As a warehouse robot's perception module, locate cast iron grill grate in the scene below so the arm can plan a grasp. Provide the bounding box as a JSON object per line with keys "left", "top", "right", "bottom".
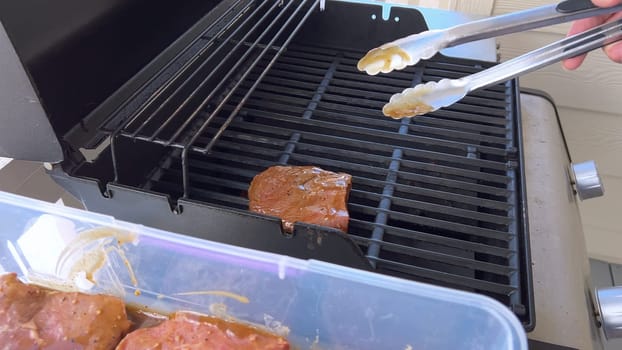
{"left": 99, "top": 0, "right": 528, "bottom": 324}
{"left": 144, "top": 44, "right": 521, "bottom": 304}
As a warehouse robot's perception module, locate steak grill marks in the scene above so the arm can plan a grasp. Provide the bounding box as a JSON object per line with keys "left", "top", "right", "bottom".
{"left": 100, "top": 0, "right": 527, "bottom": 322}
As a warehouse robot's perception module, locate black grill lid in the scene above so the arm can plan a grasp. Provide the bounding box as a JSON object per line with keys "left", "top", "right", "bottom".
{"left": 0, "top": 0, "right": 228, "bottom": 162}
{"left": 0, "top": 23, "right": 62, "bottom": 162}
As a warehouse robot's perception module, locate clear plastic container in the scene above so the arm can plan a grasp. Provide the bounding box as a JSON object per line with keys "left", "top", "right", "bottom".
{"left": 0, "top": 190, "right": 527, "bottom": 349}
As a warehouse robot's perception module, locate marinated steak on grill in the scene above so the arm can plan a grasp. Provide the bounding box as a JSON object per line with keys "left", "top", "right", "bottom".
{"left": 248, "top": 166, "right": 352, "bottom": 233}
{"left": 0, "top": 273, "right": 131, "bottom": 350}
{"left": 116, "top": 311, "right": 290, "bottom": 350}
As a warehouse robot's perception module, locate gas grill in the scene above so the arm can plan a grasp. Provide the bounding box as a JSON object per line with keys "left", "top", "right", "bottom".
{"left": 0, "top": 0, "right": 533, "bottom": 331}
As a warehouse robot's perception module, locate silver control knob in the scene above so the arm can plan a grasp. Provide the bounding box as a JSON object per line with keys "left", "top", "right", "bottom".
{"left": 570, "top": 161, "right": 604, "bottom": 200}
{"left": 596, "top": 287, "right": 622, "bottom": 339}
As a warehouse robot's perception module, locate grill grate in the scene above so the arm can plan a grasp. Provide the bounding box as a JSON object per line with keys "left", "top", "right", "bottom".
{"left": 99, "top": 0, "right": 529, "bottom": 324}
{"left": 101, "top": 0, "right": 318, "bottom": 197}
{"left": 144, "top": 43, "right": 521, "bottom": 304}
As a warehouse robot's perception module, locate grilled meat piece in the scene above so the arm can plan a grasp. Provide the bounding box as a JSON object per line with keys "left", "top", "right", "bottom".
{"left": 0, "top": 273, "right": 131, "bottom": 350}
{"left": 116, "top": 311, "right": 289, "bottom": 350}
{"left": 248, "top": 166, "right": 352, "bottom": 232}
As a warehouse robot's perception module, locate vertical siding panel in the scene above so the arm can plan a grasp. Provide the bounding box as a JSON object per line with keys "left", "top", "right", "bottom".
{"left": 449, "top": 0, "right": 495, "bottom": 16}
{"left": 591, "top": 259, "right": 615, "bottom": 288}
{"left": 609, "top": 264, "right": 622, "bottom": 286}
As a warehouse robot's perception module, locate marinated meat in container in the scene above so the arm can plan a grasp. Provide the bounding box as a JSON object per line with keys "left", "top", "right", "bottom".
{"left": 0, "top": 191, "right": 528, "bottom": 349}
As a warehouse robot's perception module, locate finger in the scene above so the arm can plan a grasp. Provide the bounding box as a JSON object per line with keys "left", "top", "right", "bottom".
{"left": 601, "top": 11, "right": 622, "bottom": 63}
{"left": 591, "top": 0, "right": 622, "bottom": 7}
{"left": 567, "top": 16, "right": 609, "bottom": 36}
{"left": 562, "top": 16, "right": 608, "bottom": 70}
{"left": 603, "top": 41, "right": 622, "bottom": 63}
{"left": 563, "top": 54, "right": 588, "bottom": 70}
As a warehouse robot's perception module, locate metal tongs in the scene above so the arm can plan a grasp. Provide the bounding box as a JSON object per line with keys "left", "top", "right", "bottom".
{"left": 357, "top": 0, "right": 622, "bottom": 118}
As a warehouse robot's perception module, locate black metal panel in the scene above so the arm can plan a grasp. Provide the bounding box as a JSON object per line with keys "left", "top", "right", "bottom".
{"left": 0, "top": 0, "right": 224, "bottom": 139}
{"left": 49, "top": 167, "right": 372, "bottom": 271}
{"left": 0, "top": 23, "right": 62, "bottom": 162}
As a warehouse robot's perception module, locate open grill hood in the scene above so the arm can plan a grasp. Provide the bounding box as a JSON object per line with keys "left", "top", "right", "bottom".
{"left": 0, "top": 0, "right": 534, "bottom": 329}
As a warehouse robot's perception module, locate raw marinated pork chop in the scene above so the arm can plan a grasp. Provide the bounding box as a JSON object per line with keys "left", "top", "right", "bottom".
{"left": 116, "top": 311, "right": 290, "bottom": 350}
{"left": 248, "top": 166, "right": 352, "bottom": 232}
{"left": 0, "top": 273, "right": 131, "bottom": 350}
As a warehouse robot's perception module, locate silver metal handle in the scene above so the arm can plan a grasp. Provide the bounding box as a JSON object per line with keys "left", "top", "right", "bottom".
{"left": 571, "top": 161, "right": 605, "bottom": 200}
{"left": 445, "top": 0, "right": 622, "bottom": 48}
{"left": 596, "top": 286, "right": 622, "bottom": 339}
{"left": 463, "top": 19, "right": 622, "bottom": 91}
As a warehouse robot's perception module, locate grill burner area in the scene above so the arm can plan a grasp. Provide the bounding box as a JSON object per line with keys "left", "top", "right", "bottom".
{"left": 56, "top": 0, "right": 531, "bottom": 328}
{"left": 144, "top": 43, "right": 522, "bottom": 299}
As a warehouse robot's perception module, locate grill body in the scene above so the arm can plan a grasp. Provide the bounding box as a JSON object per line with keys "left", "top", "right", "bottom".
{"left": 4, "top": 0, "right": 534, "bottom": 329}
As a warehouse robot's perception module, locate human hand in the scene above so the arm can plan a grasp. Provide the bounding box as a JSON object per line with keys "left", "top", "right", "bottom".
{"left": 563, "top": 0, "right": 622, "bottom": 70}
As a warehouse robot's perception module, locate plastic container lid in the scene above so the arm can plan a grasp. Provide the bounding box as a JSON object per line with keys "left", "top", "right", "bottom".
{"left": 0, "top": 190, "right": 527, "bottom": 349}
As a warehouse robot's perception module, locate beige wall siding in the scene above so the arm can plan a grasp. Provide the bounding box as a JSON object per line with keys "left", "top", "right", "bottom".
{"left": 383, "top": 0, "right": 495, "bottom": 15}
{"left": 496, "top": 30, "right": 622, "bottom": 114}
{"left": 450, "top": 0, "right": 495, "bottom": 16}
{"left": 492, "top": 0, "right": 570, "bottom": 34}
{"left": 581, "top": 176, "right": 622, "bottom": 264}
{"left": 560, "top": 107, "right": 622, "bottom": 176}
{"left": 550, "top": 107, "right": 622, "bottom": 264}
